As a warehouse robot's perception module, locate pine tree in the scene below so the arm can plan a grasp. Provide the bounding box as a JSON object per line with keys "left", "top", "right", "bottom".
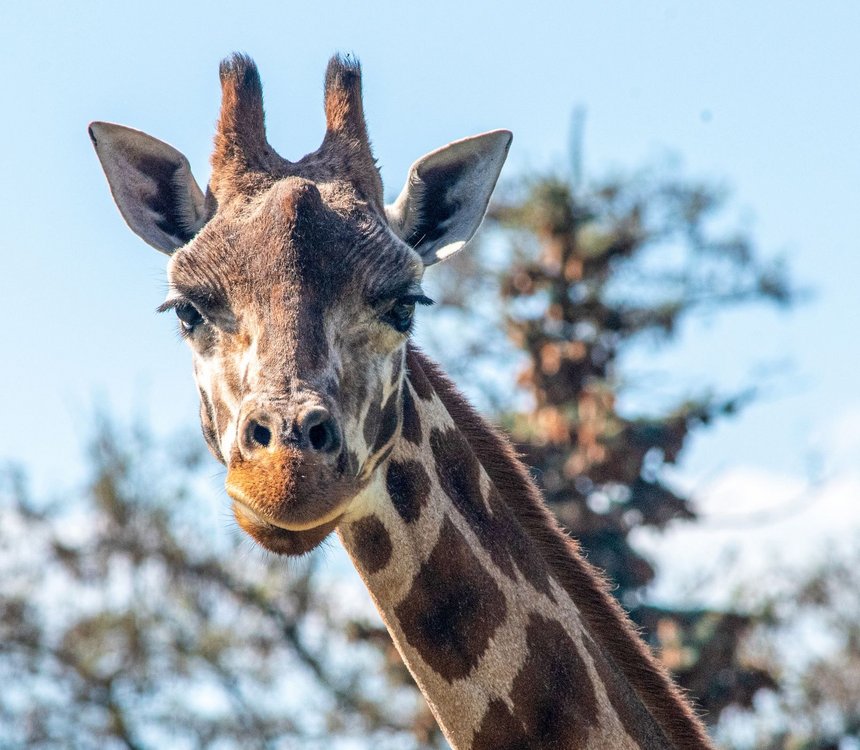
{"left": 426, "top": 165, "right": 793, "bottom": 722}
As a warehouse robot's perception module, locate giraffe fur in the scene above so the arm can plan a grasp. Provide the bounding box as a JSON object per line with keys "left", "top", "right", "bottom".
{"left": 89, "top": 52, "right": 715, "bottom": 750}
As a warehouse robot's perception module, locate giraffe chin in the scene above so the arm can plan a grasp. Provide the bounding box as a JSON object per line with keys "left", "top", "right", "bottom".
{"left": 231, "top": 499, "right": 342, "bottom": 556}
{"left": 224, "top": 450, "right": 357, "bottom": 555}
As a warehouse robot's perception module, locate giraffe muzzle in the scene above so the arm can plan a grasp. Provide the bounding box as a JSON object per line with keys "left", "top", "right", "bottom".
{"left": 223, "top": 398, "right": 358, "bottom": 548}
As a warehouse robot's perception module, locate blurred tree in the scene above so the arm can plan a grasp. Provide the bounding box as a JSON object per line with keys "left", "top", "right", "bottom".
{"left": 0, "top": 155, "right": 814, "bottom": 749}
{"left": 718, "top": 544, "right": 860, "bottom": 750}
{"left": 493, "top": 171, "right": 791, "bottom": 721}
{"left": 418, "top": 163, "right": 794, "bottom": 725}
{"left": 0, "top": 419, "right": 439, "bottom": 750}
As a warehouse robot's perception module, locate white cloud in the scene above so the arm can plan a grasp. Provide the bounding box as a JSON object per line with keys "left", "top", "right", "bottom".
{"left": 816, "top": 403, "right": 860, "bottom": 472}
{"left": 634, "top": 408, "right": 860, "bottom": 608}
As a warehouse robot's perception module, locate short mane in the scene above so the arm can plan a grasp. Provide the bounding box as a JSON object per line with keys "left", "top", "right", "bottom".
{"left": 408, "top": 345, "right": 713, "bottom": 750}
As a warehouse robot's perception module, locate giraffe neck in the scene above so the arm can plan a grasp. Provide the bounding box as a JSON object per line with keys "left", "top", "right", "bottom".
{"left": 338, "top": 348, "right": 713, "bottom": 750}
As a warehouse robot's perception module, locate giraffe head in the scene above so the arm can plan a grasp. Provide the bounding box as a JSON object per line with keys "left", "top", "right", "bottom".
{"left": 90, "top": 54, "right": 510, "bottom": 555}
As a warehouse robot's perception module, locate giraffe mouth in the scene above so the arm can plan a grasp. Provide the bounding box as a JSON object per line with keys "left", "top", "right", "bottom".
{"left": 224, "top": 448, "right": 360, "bottom": 555}
{"left": 231, "top": 498, "right": 344, "bottom": 556}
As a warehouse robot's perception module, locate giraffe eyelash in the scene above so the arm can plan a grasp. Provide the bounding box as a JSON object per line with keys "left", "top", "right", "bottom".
{"left": 156, "top": 299, "right": 181, "bottom": 314}
{"left": 398, "top": 294, "right": 435, "bottom": 307}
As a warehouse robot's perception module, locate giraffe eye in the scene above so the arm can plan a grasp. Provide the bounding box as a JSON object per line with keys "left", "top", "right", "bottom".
{"left": 175, "top": 302, "right": 204, "bottom": 333}
{"left": 381, "top": 294, "right": 434, "bottom": 334}
{"left": 383, "top": 300, "right": 416, "bottom": 333}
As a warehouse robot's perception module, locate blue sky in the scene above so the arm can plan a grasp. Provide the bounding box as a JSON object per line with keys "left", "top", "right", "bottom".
{"left": 1, "top": 0, "right": 858, "bottom": 527}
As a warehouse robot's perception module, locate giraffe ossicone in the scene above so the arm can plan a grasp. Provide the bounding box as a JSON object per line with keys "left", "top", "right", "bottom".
{"left": 90, "top": 53, "right": 715, "bottom": 749}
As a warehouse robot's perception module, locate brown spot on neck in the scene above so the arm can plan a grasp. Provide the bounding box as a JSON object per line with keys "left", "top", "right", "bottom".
{"left": 513, "top": 613, "right": 599, "bottom": 745}
{"left": 386, "top": 459, "right": 431, "bottom": 524}
{"left": 400, "top": 383, "right": 422, "bottom": 445}
{"left": 471, "top": 699, "right": 530, "bottom": 750}
{"left": 472, "top": 613, "right": 599, "bottom": 749}
{"left": 350, "top": 515, "right": 393, "bottom": 575}
{"left": 429, "top": 425, "right": 555, "bottom": 599}
{"left": 362, "top": 382, "right": 384, "bottom": 448}
{"left": 406, "top": 347, "right": 435, "bottom": 401}
{"left": 371, "top": 387, "right": 399, "bottom": 454}
{"left": 394, "top": 517, "right": 506, "bottom": 683}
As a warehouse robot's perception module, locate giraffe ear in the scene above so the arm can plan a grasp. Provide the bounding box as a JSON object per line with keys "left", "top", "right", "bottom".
{"left": 386, "top": 130, "right": 512, "bottom": 266}
{"left": 88, "top": 122, "right": 210, "bottom": 255}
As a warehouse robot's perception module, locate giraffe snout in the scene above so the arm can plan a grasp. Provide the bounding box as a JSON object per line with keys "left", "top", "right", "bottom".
{"left": 224, "top": 397, "right": 356, "bottom": 540}
{"left": 237, "top": 401, "right": 342, "bottom": 462}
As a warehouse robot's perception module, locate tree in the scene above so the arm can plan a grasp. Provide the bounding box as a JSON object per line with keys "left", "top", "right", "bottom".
{"left": 0, "top": 419, "right": 437, "bottom": 750}
{"left": 1, "top": 153, "right": 804, "bottom": 748}
{"left": 419, "top": 162, "right": 793, "bottom": 724}
{"left": 720, "top": 543, "right": 860, "bottom": 749}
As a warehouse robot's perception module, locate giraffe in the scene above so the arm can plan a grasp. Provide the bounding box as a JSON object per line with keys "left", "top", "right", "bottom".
{"left": 89, "top": 54, "right": 715, "bottom": 749}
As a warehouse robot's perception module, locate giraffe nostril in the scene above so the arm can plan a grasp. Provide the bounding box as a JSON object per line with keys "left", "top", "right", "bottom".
{"left": 241, "top": 406, "right": 340, "bottom": 458}
{"left": 251, "top": 422, "right": 272, "bottom": 448}
{"left": 308, "top": 422, "right": 330, "bottom": 451}
{"left": 300, "top": 407, "right": 340, "bottom": 454}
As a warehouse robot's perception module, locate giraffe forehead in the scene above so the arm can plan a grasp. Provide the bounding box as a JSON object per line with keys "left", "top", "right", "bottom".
{"left": 168, "top": 178, "right": 421, "bottom": 317}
